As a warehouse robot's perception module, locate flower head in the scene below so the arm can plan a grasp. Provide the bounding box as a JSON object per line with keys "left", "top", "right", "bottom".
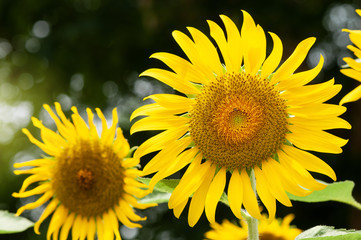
{"left": 340, "top": 9, "right": 361, "bottom": 105}
{"left": 13, "top": 102, "right": 155, "bottom": 240}
{"left": 205, "top": 214, "right": 301, "bottom": 240}
{"left": 131, "top": 10, "right": 350, "bottom": 226}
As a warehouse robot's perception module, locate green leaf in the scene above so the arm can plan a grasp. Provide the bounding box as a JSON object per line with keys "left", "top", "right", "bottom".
{"left": 296, "top": 226, "right": 361, "bottom": 240}
{"left": 137, "top": 179, "right": 361, "bottom": 212}
{"left": 0, "top": 210, "right": 34, "bottom": 234}
{"left": 137, "top": 178, "right": 179, "bottom": 204}
{"left": 138, "top": 191, "right": 171, "bottom": 204}
{"left": 288, "top": 180, "right": 361, "bottom": 210}
{"left": 138, "top": 177, "right": 180, "bottom": 194}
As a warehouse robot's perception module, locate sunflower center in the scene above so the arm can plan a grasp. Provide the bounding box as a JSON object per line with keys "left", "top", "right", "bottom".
{"left": 77, "top": 169, "right": 94, "bottom": 190}
{"left": 52, "top": 140, "right": 125, "bottom": 217}
{"left": 229, "top": 109, "right": 247, "bottom": 127}
{"left": 260, "top": 233, "right": 287, "bottom": 240}
{"left": 189, "top": 72, "right": 288, "bottom": 170}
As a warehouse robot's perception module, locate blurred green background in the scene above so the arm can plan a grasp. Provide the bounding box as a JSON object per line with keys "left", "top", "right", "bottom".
{"left": 1, "top": 0, "right": 361, "bottom": 239}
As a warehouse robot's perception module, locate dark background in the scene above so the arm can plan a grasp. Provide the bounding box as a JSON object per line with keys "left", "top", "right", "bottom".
{"left": 1, "top": 0, "right": 361, "bottom": 239}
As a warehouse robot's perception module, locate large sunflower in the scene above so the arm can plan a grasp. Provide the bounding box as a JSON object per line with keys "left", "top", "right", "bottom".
{"left": 131, "top": 10, "right": 350, "bottom": 226}
{"left": 13, "top": 102, "right": 155, "bottom": 240}
{"left": 204, "top": 214, "right": 301, "bottom": 240}
{"left": 339, "top": 9, "right": 361, "bottom": 105}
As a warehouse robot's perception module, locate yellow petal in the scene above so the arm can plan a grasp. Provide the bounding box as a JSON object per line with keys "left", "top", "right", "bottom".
{"left": 31, "top": 117, "right": 67, "bottom": 149}
{"left": 254, "top": 167, "right": 276, "bottom": 221}
{"left": 118, "top": 200, "right": 146, "bottom": 222}
{"left": 123, "top": 193, "right": 157, "bottom": 209}
{"left": 34, "top": 198, "right": 59, "bottom": 234}
{"left": 272, "top": 37, "right": 316, "bottom": 83}
{"left": 220, "top": 14, "right": 243, "bottom": 73}
{"left": 227, "top": 169, "right": 243, "bottom": 219}
{"left": 145, "top": 93, "right": 195, "bottom": 109}
{"left": 288, "top": 116, "right": 351, "bottom": 131}
{"left": 341, "top": 68, "right": 361, "bottom": 82}
{"left": 79, "top": 216, "right": 89, "bottom": 240}
{"left": 262, "top": 161, "right": 292, "bottom": 207}
{"left": 172, "top": 30, "right": 214, "bottom": 83}
{"left": 150, "top": 52, "right": 208, "bottom": 84}
{"left": 122, "top": 157, "right": 140, "bottom": 169}
{"left": 277, "top": 150, "right": 327, "bottom": 191}
{"left": 101, "top": 212, "right": 114, "bottom": 240}
{"left": 187, "top": 27, "right": 223, "bottom": 77}
{"left": 287, "top": 125, "right": 347, "bottom": 153}
{"left": 53, "top": 102, "right": 74, "bottom": 129}
{"left": 71, "top": 107, "right": 90, "bottom": 139}
{"left": 208, "top": 20, "right": 233, "bottom": 72}
{"left": 95, "top": 216, "right": 105, "bottom": 240}
{"left": 344, "top": 57, "right": 361, "bottom": 71}
{"left": 134, "top": 125, "right": 188, "bottom": 158}
{"left": 241, "top": 10, "right": 266, "bottom": 75}
{"left": 114, "top": 203, "right": 142, "bottom": 228}
{"left": 71, "top": 214, "right": 82, "bottom": 240}
{"left": 13, "top": 166, "right": 50, "bottom": 176}
{"left": 13, "top": 158, "right": 52, "bottom": 168}
{"left": 173, "top": 198, "right": 188, "bottom": 219}
{"left": 130, "top": 103, "right": 187, "bottom": 121}
{"left": 86, "top": 217, "right": 96, "bottom": 240}
{"left": 340, "top": 84, "right": 361, "bottom": 105}
{"left": 22, "top": 128, "right": 58, "bottom": 156}
{"left": 101, "top": 108, "right": 118, "bottom": 146}
{"left": 86, "top": 108, "right": 99, "bottom": 139}
{"left": 148, "top": 148, "right": 197, "bottom": 190}
{"left": 47, "top": 204, "right": 68, "bottom": 240}
{"left": 356, "top": 9, "right": 361, "bottom": 17}
{"left": 142, "top": 136, "right": 192, "bottom": 177}
{"left": 270, "top": 159, "right": 311, "bottom": 197}
{"left": 283, "top": 78, "right": 341, "bottom": 105}
{"left": 44, "top": 103, "right": 76, "bottom": 142}
{"left": 188, "top": 164, "right": 216, "bottom": 227}
{"left": 283, "top": 145, "right": 336, "bottom": 181}
{"left": 17, "top": 172, "right": 49, "bottom": 193}
{"left": 261, "top": 32, "right": 283, "bottom": 79}
{"left": 16, "top": 191, "right": 53, "bottom": 216}
{"left": 288, "top": 103, "right": 346, "bottom": 119}
{"left": 348, "top": 30, "right": 361, "bottom": 49}
{"left": 94, "top": 108, "right": 108, "bottom": 141}
{"left": 347, "top": 45, "right": 361, "bottom": 59}
{"left": 141, "top": 68, "right": 200, "bottom": 95}
{"left": 113, "top": 128, "right": 130, "bottom": 159}
{"left": 106, "top": 210, "right": 121, "bottom": 240}
{"left": 240, "top": 169, "right": 262, "bottom": 219}
{"left": 205, "top": 167, "right": 226, "bottom": 223}
{"left": 60, "top": 212, "right": 75, "bottom": 240}
{"left": 275, "top": 55, "right": 324, "bottom": 89}
{"left": 281, "top": 213, "right": 295, "bottom": 227}
{"left": 168, "top": 155, "right": 210, "bottom": 208}
{"left": 130, "top": 116, "right": 189, "bottom": 134}
{"left": 13, "top": 183, "right": 51, "bottom": 198}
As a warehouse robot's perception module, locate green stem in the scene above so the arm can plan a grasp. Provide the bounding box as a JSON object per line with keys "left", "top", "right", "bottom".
{"left": 246, "top": 169, "right": 259, "bottom": 240}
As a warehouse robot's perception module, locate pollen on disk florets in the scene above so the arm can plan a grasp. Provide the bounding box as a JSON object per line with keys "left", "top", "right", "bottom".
{"left": 189, "top": 72, "right": 288, "bottom": 170}
{"left": 52, "top": 139, "right": 125, "bottom": 217}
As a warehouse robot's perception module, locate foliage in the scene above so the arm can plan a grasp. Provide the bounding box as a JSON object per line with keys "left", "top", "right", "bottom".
{"left": 0, "top": 210, "right": 33, "bottom": 234}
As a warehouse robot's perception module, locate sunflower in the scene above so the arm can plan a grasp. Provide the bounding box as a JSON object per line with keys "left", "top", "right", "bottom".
{"left": 131, "top": 10, "right": 350, "bottom": 226}
{"left": 204, "top": 214, "right": 301, "bottom": 240}
{"left": 339, "top": 9, "right": 361, "bottom": 105}
{"left": 13, "top": 102, "right": 156, "bottom": 240}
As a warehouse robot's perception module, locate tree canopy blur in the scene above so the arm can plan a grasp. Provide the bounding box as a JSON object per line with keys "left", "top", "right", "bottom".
{"left": 1, "top": 0, "right": 361, "bottom": 239}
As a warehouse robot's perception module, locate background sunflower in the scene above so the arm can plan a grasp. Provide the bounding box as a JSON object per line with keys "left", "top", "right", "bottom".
{"left": 0, "top": 0, "right": 361, "bottom": 239}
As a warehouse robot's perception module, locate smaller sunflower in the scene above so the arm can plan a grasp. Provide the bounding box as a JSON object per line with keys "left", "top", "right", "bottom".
{"left": 13, "top": 102, "right": 155, "bottom": 240}
{"left": 340, "top": 9, "right": 361, "bottom": 105}
{"left": 204, "top": 214, "right": 301, "bottom": 240}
